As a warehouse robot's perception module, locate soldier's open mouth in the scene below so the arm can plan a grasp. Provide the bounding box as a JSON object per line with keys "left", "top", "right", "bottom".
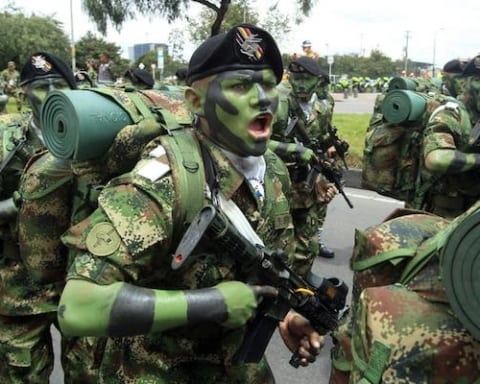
{"left": 249, "top": 114, "right": 272, "bottom": 139}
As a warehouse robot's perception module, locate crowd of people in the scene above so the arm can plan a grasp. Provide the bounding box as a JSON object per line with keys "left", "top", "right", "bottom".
{"left": 0, "top": 22, "right": 478, "bottom": 384}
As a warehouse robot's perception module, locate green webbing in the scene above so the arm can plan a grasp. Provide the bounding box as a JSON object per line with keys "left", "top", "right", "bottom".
{"left": 125, "top": 91, "right": 156, "bottom": 121}
{"left": 351, "top": 248, "right": 417, "bottom": 271}
{"left": 352, "top": 339, "right": 391, "bottom": 384}
{"left": 160, "top": 129, "right": 206, "bottom": 231}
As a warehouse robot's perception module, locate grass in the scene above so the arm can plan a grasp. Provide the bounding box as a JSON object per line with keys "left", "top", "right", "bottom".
{"left": 333, "top": 113, "right": 370, "bottom": 169}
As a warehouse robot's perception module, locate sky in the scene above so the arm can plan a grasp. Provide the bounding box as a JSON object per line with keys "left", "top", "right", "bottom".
{"left": 4, "top": 0, "right": 480, "bottom": 70}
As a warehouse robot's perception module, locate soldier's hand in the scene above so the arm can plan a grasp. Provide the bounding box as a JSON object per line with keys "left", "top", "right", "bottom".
{"left": 215, "top": 281, "right": 277, "bottom": 328}
{"left": 315, "top": 176, "right": 338, "bottom": 203}
{"left": 297, "top": 147, "right": 317, "bottom": 164}
{"left": 279, "top": 310, "right": 324, "bottom": 367}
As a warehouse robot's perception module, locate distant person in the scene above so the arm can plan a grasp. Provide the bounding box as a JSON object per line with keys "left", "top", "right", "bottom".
{"left": 301, "top": 40, "right": 319, "bottom": 59}
{"left": 97, "top": 53, "right": 115, "bottom": 84}
{"left": 85, "top": 59, "right": 98, "bottom": 86}
{"left": 0, "top": 61, "right": 21, "bottom": 111}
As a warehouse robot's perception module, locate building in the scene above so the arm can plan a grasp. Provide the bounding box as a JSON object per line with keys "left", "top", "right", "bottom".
{"left": 131, "top": 43, "right": 168, "bottom": 61}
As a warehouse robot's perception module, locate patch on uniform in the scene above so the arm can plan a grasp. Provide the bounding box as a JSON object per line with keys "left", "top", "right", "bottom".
{"left": 274, "top": 213, "right": 292, "bottom": 229}
{"left": 136, "top": 158, "right": 170, "bottom": 182}
{"left": 86, "top": 222, "right": 121, "bottom": 256}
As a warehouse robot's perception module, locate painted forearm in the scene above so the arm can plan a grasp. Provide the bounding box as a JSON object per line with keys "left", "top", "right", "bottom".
{"left": 425, "top": 149, "right": 480, "bottom": 173}
{"left": 59, "top": 279, "right": 233, "bottom": 337}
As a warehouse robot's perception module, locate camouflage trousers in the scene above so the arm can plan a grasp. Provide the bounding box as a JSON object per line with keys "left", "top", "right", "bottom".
{"left": 0, "top": 313, "right": 56, "bottom": 384}
{"left": 95, "top": 336, "right": 275, "bottom": 384}
{"left": 290, "top": 206, "right": 319, "bottom": 276}
{"left": 61, "top": 336, "right": 107, "bottom": 383}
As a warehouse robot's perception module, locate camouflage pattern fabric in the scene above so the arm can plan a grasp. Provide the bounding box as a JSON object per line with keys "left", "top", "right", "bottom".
{"left": 271, "top": 91, "right": 337, "bottom": 275}
{"left": 348, "top": 284, "right": 480, "bottom": 384}
{"left": 0, "top": 113, "right": 59, "bottom": 382}
{"left": 421, "top": 98, "right": 480, "bottom": 217}
{"left": 362, "top": 94, "right": 473, "bottom": 210}
{"left": 62, "top": 130, "right": 294, "bottom": 383}
{"left": 330, "top": 207, "right": 480, "bottom": 384}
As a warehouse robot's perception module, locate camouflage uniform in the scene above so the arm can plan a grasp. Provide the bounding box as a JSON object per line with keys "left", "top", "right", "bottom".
{"left": 330, "top": 207, "right": 480, "bottom": 383}
{"left": 1, "top": 64, "right": 21, "bottom": 111}
{"left": 17, "top": 87, "right": 192, "bottom": 382}
{"left": 0, "top": 113, "right": 59, "bottom": 383}
{"left": 421, "top": 98, "right": 480, "bottom": 218}
{"left": 61, "top": 129, "right": 294, "bottom": 383}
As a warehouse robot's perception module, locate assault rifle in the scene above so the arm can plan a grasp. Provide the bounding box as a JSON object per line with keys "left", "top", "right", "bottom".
{"left": 284, "top": 116, "right": 354, "bottom": 208}
{"left": 327, "top": 124, "right": 350, "bottom": 170}
{"left": 172, "top": 205, "right": 349, "bottom": 367}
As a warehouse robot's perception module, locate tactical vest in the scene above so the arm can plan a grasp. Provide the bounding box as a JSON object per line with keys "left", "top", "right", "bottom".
{"left": 330, "top": 204, "right": 480, "bottom": 383}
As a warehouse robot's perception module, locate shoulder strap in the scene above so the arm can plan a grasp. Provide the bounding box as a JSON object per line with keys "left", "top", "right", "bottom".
{"left": 160, "top": 129, "right": 206, "bottom": 232}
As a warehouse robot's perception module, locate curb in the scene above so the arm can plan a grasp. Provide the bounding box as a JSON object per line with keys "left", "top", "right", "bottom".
{"left": 344, "top": 168, "right": 362, "bottom": 189}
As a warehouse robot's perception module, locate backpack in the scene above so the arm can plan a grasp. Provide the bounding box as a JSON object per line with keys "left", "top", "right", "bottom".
{"left": 330, "top": 203, "right": 480, "bottom": 384}
{"left": 361, "top": 90, "right": 456, "bottom": 206}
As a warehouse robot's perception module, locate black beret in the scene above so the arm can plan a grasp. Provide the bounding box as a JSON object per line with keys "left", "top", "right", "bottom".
{"left": 461, "top": 55, "right": 480, "bottom": 76}
{"left": 187, "top": 23, "right": 283, "bottom": 85}
{"left": 75, "top": 70, "right": 94, "bottom": 87}
{"left": 124, "top": 68, "right": 155, "bottom": 89}
{"left": 443, "top": 59, "right": 464, "bottom": 74}
{"left": 20, "top": 52, "right": 77, "bottom": 89}
{"left": 288, "top": 56, "right": 323, "bottom": 77}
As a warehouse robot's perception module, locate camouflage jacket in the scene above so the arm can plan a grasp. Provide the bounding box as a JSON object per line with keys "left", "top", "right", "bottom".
{"left": 0, "top": 113, "right": 62, "bottom": 315}
{"left": 421, "top": 99, "right": 480, "bottom": 215}
{"left": 62, "top": 130, "right": 295, "bottom": 381}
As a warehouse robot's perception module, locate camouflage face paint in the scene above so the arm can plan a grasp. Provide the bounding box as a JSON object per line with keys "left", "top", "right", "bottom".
{"left": 289, "top": 72, "right": 320, "bottom": 101}
{"left": 25, "top": 78, "right": 71, "bottom": 125}
{"left": 201, "top": 69, "right": 278, "bottom": 157}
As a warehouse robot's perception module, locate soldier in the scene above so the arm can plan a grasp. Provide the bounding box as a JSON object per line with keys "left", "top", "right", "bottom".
{"left": 301, "top": 40, "right": 319, "bottom": 59}
{"left": 420, "top": 55, "right": 480, "bottom": 218}
{"left": 57, "top": 23, "right": 323, "bottom": 383}
{"left": 0, "top": 61, "right": 21, "bottom": 111}
{"left": 0, "top": 52, "right": 77, "bottom": 384}
{"left": 97, "top": 53, "right": 115, "bottom": 84}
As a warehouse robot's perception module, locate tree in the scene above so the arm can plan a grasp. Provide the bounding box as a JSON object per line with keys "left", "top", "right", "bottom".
{"left": 0, "top": 10, "right": 70, "bottom": 70}
{"left": 75, "top": 31, "right": 130, "bottom": 78}
{"left": 82, "top": 0, "right": 317, "bottom": 37}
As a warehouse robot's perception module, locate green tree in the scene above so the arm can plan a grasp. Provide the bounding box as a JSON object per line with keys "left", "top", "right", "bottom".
{"left": 0, "top": 10, "right": 70, "bottom": 70}
{"left": 82, "top": 0, "right": 316, "bottom": 37}
{"left": 75, "top": 31, "right": 130, "bottom": 78}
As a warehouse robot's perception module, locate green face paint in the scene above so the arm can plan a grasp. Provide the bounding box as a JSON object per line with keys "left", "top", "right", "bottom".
{"left": 201, "top": 69, "right": 279, "bottom": 157}
{"left": 289, "top": 72, "right": 320, "bottom": 101}
{"left": 25, "top": 78, "right": 71, "bottom": 125}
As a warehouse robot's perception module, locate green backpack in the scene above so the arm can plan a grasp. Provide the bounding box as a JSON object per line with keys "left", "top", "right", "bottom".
{"left": 361, "top": 90, "right": 456, "bottom": 207}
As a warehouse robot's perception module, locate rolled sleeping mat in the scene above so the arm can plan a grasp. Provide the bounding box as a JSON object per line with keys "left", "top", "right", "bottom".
{"left": 441, "top": 207, "right": 480, "bottom": 339}
{"left": 41, "top": 89, "right": 134, "bottom": 161}
{"left": 388, "top": 76, "right": 418, "bottom": 91}
{"left": 381, "top": 89, "right": 427, "bottom": 124}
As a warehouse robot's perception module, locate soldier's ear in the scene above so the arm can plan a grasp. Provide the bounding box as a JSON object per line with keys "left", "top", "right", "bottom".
{"left": 184, "top": 87, "right": 203, "bottom": 115}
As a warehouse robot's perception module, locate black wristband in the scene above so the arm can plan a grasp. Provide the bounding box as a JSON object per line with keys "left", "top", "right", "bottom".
{"left": 185, "top": 287, "right": 228, "bottom": 324}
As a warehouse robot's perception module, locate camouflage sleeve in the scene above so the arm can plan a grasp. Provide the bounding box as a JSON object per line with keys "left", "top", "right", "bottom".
{"left": 423, "top": 109, "right": 459, "bottom": 155}
{"left": 63, "top": 177, "right": 175, "bottom": 285}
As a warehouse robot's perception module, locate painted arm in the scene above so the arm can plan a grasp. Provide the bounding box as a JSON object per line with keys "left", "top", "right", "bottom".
{"left": 424, "top": 148, "right": 480, "bottom": 174}
{"left": 58, "top": 278, "right": 271, "bottom": 337}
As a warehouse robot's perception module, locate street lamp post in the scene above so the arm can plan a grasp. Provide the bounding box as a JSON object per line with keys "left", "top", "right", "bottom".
{"left": 432, "top": 28, "right": 444, "bottom": 78}
{"left": 70, "top": 0, "right": 76, "bottom": 71}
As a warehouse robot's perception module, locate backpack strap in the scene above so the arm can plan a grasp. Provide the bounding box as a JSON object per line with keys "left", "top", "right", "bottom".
{"left": 159, "top": 129, "right": 207, "bottom": 231}
{"left": 351, "top": 339, "right": 391, "bottom": 384}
